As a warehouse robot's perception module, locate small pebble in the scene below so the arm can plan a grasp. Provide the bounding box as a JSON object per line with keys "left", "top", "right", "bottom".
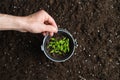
{"left": 94, "top": 55, "right": 96, "bottom": 58}
{"left": 70, "top": 10, "right": 72, "bottom": 12}
{"left": 83, "top": 47, "right": 85, "bottom": 50}
{"left": 13, "top": 6, "right": 17, "bottom": 9}
{"left": 116, "top": 35, "right": 120, "bottom": 38}
{"left": 73, "top": 32, "right": 77, "bottom": 35}
{"left": 82, "top": 38, "right": 84, "bottom": 40}
{"left": 29, "top": 70, "right": 32, "bottom": 73}
{"left": 92, "top": 74, "right": 95, "bottom": 77}
{"left": 66, "top": 70, "right": 69, "bottom": 73}
{"left": 39, "top": 62, "right": 41, "bottom": 64}
{"left": 4, "top": 52, "right": 7, "bottom": 55}
{"left": 80, "top": 7, "right": 83, "bottom": 10}
{"left": 74, "top": 53, "right": 77, "bottom": 55}
{"left": 78, "top": 1, "right": 81, "bottom": 4}
{"left": 26, "top": 9, "right": 29, "bottom": 11}
{"left": 93, "top": 66, "right": 96, "bottom": 69}
{"left": 47, "top": 64, "right": 50, "bottom": 67}
{"left": 111, "top": 5, "right": 114, "bottom": 9}
{"left": 88, "top": 54, "right": 91, "bottom": 57}
{"left": 47, "top": 5, "right": 50, "bottom": 8}
{"left": 4, "top": 64, "right": 7, "bottom": 67}
{"left": 58, "top": 25, "right": 60, "bottom": 27}
{"left": 109, "top": 39, "right": 112, "bottom": 43}
{"left": 71, "top": 4, "right": 74, "bottom": 6}
{"left": 116, "top": 62, "right": 119, "bottom": 65}
{"left": 78, "top": 71, "right": 80, "bottom": 73}
{"left": 29, "top": 40, "right": 32, "bottom": 43}
{"left": 85, "top": 59, "right": 88, "bottom": 62}
{"left": 10, "top": 56, "right": 12, "bottom": 60}
{"left": 78, "top": 75, "right": 86, "bottom": 80}
{"left": 91, "top": 12, "right": 93, "bottom": 16}
{"left": 46, "top": 76, "right": 48, "bottom": 79}
{"left": 117, "top": 16, "right": 120, "bottom": 19}
{"left": 25, "top": 70, "right": 28, "bottom": 74}
{"left": 112, "top": 65, "right": 115, "bottom": 68}
{"left": 98, "top": 30, "right": 100, "bottom": 32}
{"left": 17, "top": 57, "right": 19, "bottom": 60}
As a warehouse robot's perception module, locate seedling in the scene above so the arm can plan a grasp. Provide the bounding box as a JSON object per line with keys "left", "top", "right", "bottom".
{"left": 47, "top": 37, "right": 70, "bottom": 55}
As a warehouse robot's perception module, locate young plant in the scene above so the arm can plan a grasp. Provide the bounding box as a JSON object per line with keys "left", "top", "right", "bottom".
{"left": 47, "top": 37, "right": 70, "bottom": 55}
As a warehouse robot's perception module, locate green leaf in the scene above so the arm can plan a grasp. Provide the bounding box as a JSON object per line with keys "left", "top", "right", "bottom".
{"left": 51, "top": 38, "right": 55, "bottom": 41}
{"left": 48, "top": 37, "right": 70, "bottom": 55}
{"left": 50, "top": 50, "right": 54, "bottom": 53}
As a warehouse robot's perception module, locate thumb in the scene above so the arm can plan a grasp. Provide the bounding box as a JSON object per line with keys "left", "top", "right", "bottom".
{"left": 43, "top": 24, "right": 58, "bottom": 33}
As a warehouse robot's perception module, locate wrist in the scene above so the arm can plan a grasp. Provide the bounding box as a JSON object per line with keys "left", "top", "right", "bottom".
{"left": 16, "top": 16, "right": 29, "bottom": 32}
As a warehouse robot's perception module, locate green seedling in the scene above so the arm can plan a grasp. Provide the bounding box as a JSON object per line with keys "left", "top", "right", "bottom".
{"left": 47, "top": 37, "right": 70, "bottom": 55}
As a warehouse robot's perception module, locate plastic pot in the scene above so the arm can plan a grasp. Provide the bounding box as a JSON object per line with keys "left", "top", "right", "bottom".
{"left": 41, "top": 28, "right": 77, "bottom": 62}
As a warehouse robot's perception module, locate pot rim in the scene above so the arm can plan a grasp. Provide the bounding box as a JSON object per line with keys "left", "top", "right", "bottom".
{"left": 41, "top": 28, "right": 76, "bottom": 62}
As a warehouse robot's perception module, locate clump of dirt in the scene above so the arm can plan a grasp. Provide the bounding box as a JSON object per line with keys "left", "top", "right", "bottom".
{"left": 0, "top": 0, "right": 120, "bottom": 80}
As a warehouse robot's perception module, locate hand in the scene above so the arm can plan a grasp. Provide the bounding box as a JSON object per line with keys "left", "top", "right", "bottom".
{"left": 0, "top": 10, "right": 58, "bottom": 36}
{"left": 20, "top": 10, "right": 58, "bottom": 36}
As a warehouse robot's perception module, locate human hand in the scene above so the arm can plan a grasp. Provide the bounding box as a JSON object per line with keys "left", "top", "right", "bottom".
{"left": 20, "top": 10, "right": 58, "bottom": 36}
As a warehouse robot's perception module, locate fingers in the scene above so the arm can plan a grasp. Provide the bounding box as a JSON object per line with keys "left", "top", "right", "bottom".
{"left": 42, "top": 24, "right": 57, "bottom": 36}
{"left": 39, "top": 10, "right": 58, "bottom": 36}
{"left": 47, "top": 15, "right": 57, "bottom": 28}
{"left": 42, "top": 32, "right": 47, "bottom": 36}
{"left": 42, "top": 32, "right": 54, "bottom": 36}
{"left": 41, "top": 10, "right": 57, "bottom": 28}
{"left": 43, "top": 24, "right": 58, "bottom": 33}
{"left": 50, "top": 32, "right": 54, "bottom": 36}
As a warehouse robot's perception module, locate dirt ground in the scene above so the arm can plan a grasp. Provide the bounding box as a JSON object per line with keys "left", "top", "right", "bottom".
{"left": 0, "top": 0, "right": 120, "bottom": 80}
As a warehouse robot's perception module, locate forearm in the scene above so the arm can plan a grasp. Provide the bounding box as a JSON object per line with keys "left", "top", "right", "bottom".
{"left": 0, "top": 14, "right": 27, "bottom": 31}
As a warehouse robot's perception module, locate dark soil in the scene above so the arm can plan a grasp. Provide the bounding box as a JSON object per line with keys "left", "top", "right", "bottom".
{"left": 0, "top": 0, "right": 120, "bottom": 80}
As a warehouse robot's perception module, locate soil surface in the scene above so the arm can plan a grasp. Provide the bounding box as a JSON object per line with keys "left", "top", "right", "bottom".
{"left": 0, "top": 0, "right": 120, "bottom": 80}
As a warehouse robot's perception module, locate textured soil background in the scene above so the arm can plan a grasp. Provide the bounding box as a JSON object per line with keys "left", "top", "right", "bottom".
{"left": 0, "top": 0, "right": 120, "bottom": 80}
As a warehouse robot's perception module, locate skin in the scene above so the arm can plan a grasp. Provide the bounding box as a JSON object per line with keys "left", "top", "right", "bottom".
{"left": 0, "top": 10, "right": 58, "bottom": 36}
